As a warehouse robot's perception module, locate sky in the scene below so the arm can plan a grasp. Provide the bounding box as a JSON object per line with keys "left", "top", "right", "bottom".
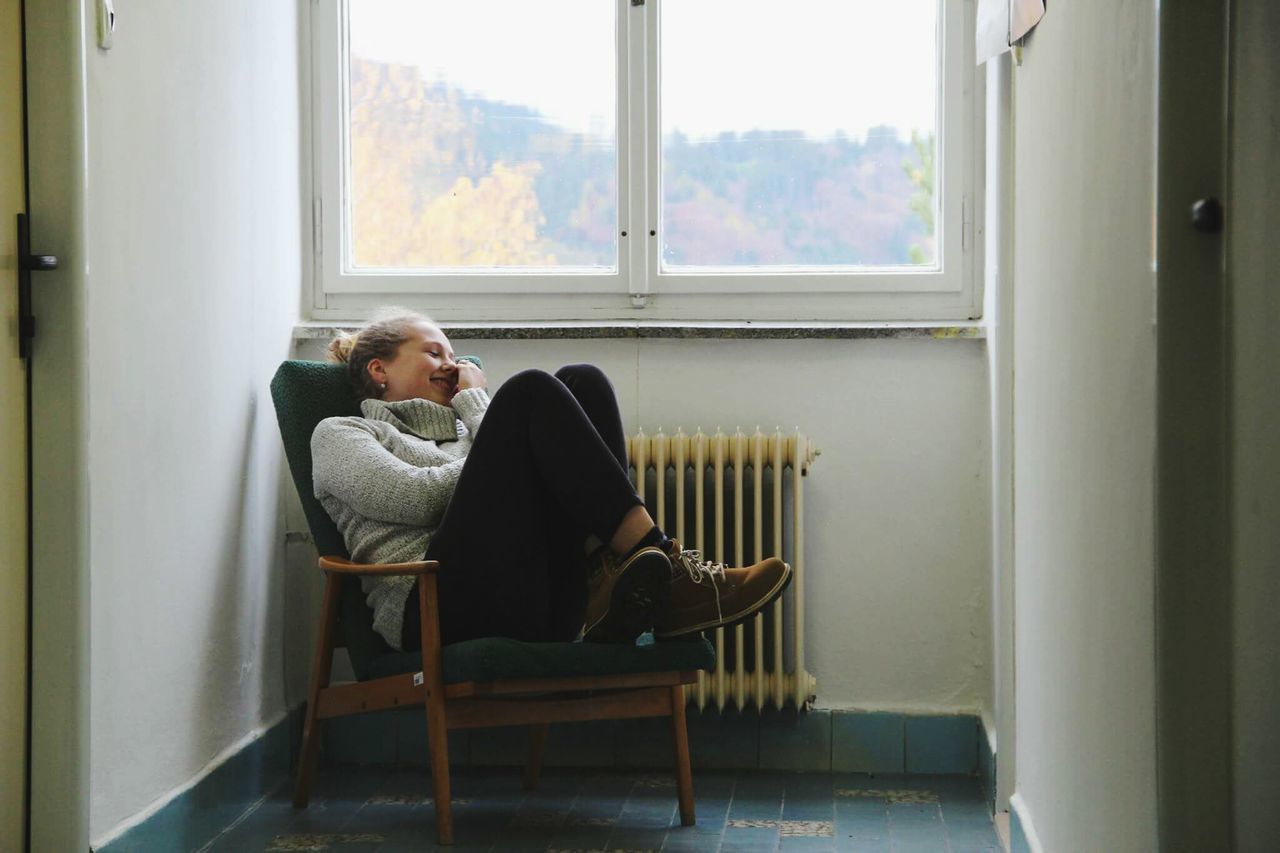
{"left": 348, "top": 0, "right": 938, "bottom": 141}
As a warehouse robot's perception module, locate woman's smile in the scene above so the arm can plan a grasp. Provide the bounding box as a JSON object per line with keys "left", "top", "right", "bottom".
{"left": 373, "top": 319, "right": 464, "bottom": 404}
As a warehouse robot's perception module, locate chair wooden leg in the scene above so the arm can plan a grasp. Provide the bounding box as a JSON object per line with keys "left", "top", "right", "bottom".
{"left": 669, "top": 685, "right": 696, "bottom": 826}
{"left": 420, "top": 574, "right": 454, "bottom": 845}
{"left": 524, "top": 724, "right": 550, "bottom": 791}
{"left": 425, "top": 697, "right": 453, "bottom": 844}
{"left": 294, "top": 573, "right": 341, "bottom": 808}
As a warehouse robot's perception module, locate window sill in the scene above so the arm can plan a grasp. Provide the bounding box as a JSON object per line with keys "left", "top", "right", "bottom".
{"left": 292, "top": 320, "right": 986, "bottom": 342}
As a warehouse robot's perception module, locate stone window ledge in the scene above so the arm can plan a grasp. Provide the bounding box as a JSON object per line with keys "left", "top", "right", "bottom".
{"left": 293, "top": 321, "right": 986, "bottom": 342}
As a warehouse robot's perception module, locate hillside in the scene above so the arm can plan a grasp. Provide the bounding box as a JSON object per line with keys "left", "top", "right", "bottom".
{"left": 348, "top": 57, "right": 934, "bottom": 269}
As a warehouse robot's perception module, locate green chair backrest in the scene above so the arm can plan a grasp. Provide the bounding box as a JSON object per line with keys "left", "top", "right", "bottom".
{"left": 270, "top": 361, "right": 358, "bottom": 558}
{"left": 270, "top": 359, "right": 721, "bottom": 685}
{"left": 270, "top": 359, "right": 395, "bottom": 677}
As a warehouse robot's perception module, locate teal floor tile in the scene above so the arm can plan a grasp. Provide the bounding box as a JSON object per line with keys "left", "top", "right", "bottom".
{"left": 779, "top": 839, "right": 835, "bottom": 851}
{"left": 729, "top": 774, "right": 786, "bottom": 821}
{"left": 759, "top": 709, "right": 833, "bottom": 771}
{"left": 607, "top": 785, "right": 677, "bottom": 849}
{"left": 323, "top": 713, "right": 398, "bottom": 766}
{"left": 889, "top": 801, "right": 944, "bottom": 822}
{"left": 664, "top": 832, "right": 725, "bottom": 852}
{"left": 687, "top": 768, "right": 736, "bottom": 801}
{"left": 891, "top": 843, "right": 949, "bottom": 853}
{"left": 194, "top": 766, "right": 997, "bottom": 852}
{"left": 944, "top": 816, "right": 1002, "bottom": 847}
{"left": 831, "top": 712, "right": 905, "bottom": 774}
{"left": 834, "top": 801, "right": 889, "bottom": 844}
{"left": 783, "top": 773, "right": 834, "bottom": 821}
{"left": 888, "top": 806, "right": 947, "bottom": 850}
{"left": 614, "top": 714, "right": 677, "bottom": 769}
{"left": 904, "top": 716, "right": 977, "bottom": 775}
{"left": 466, "top": 725, "right": 528, "bottom": 766}
{"left": 377, "top": 844, "right": 488, "bottom": 853}
{"left": 838, "top": 841, "right": 889, "bottom": 853}
{"left": 688, "top": 706, "right": 762, "bottom": 770}
{"left": 545, "top": 718, "right": 617, "bottom": 767}
{"left": 393, "top": 707, "right": 469, "bottom": 766}
{"left": 722, "top": 826, "right": 782, "bottom": 848}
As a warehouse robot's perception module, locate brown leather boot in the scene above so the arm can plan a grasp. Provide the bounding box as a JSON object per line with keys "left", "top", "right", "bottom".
{"left": 583, "top": 546, "right": 672, "bottom": 643}
{"left": 654, "top": 539, "right": 791, "bottom": 638}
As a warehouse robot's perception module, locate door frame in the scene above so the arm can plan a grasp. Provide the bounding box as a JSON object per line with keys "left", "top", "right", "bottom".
{"left": 1155, "top": 0, "right": 1233, "bottom": 848}
{"left": 23, "top": 0, "right": 90, "bottom": 849}
{"left": 2, "top": 0, "right": 31, "bottom": 847}
{"left": 985, "top": 51, "right": 1016, "bottom": 816}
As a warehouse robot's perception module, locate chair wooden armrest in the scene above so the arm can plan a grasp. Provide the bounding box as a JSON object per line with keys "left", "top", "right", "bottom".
{"left": 317, "top": 555, "right": 441, "bottom": 576}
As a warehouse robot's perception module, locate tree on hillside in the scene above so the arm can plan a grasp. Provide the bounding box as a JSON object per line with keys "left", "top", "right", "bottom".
{"left": 344, "top": 56, "right": 932, "bottom": 269}
{"left": 903, "top": 130, "right": 936, "bottom": 265}
{"left": 409, "top": 162, "right": 555, "bottom": 266}
{"left": 348, "top": 58, "right": 553, "bottom": 267}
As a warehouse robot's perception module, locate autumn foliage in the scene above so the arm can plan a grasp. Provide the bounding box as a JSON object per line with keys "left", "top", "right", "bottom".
{"left": 347, "top": 57, "right": 935, "bottom": 270}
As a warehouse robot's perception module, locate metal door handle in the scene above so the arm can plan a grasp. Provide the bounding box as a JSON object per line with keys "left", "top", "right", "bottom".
{"left": 16, "top": 213, "right": 58, "bottom": 360}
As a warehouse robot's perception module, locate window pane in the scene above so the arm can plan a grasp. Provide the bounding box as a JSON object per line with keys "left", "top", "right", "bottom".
{"left": 347, "top": 0, "right": 616, "bottom": 269}
{"left": 661, "top": 0, "right": 938, "bottom": 268}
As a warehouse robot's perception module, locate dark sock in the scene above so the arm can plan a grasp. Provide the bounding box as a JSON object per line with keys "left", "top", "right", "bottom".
{"left": 623, "top": 526, "right": 667, "bottom": 559}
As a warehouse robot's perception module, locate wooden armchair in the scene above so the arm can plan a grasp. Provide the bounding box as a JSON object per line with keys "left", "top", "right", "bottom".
{"left": 270, "top": 360, "right": 713, "bottom": 845}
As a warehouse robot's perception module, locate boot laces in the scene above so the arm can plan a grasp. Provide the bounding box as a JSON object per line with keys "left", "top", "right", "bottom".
{"left": 671, "top": 548, "right": 726, "bottom": 626}
{"left": 672, "top": 548, "right": 727, "bottom": 584}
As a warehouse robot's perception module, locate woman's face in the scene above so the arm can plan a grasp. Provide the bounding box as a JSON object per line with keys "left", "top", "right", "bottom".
{"left": 370, "top": 321, "right": 459, "bottom": 405}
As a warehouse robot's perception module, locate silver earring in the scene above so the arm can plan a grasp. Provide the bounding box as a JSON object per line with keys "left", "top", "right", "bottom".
{"left": 378, "top": 382, "right": 387, "bottom": 392}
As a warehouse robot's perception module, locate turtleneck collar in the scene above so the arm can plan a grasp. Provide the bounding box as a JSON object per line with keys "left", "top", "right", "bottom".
{"left": 360, "top": 396, "right": 461, "bottom": 441}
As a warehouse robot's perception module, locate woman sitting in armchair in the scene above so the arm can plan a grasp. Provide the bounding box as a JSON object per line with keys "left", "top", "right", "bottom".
{"left": 312, "top": 309, "right": 791, "bottom": 652}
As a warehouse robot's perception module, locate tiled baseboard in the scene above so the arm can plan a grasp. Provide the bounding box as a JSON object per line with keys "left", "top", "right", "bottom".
{"left": 95, "top": 706, "right": 988, "bottom": 852}
{"left": 94, "top": 707, "right": 305, "bottom": 853}
{"left": 978, "top": 722, "right": 996, "bottom": 814}
{"left": 323, "top": 708, "right": 984, "bottom": 777}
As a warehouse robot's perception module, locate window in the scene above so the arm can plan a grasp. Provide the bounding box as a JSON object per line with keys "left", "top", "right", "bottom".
{"left": 311, "top": 0, "right": 978, "bottom": 321}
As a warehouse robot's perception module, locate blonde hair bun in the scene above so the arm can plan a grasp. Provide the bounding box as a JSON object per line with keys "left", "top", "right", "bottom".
{"left": 327, "top": 330, "right": 359, "bottom": 364}
{"left": 325, "top": 309, "right": 435, "bottom": 401}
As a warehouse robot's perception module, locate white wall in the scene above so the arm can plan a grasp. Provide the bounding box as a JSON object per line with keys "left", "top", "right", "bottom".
{"left": 1008, "top": 4, "right": 1160, "bottom": 850}
{"left": 70, "top": 0, "right": 993, "bottom": 838}
{"left": 983, "top": 54, "right": 1015, "bottom": 809}
{"left": 1229, "top": 3, "right": 1280, "bottom": 846}
{"left": 294, "top": 335, "right": 993, "bottom": 712}
{"left": 83, "top": 0, "right": 302, "bottom": 844}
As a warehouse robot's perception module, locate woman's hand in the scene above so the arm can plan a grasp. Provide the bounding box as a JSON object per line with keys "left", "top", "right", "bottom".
{"left": 454, "top": 360, "right": 486, "bottom": 394}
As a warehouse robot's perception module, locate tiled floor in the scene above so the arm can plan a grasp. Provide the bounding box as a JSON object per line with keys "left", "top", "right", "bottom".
{"left": 202, "top": 767, "right": 1001, "bottom": 852}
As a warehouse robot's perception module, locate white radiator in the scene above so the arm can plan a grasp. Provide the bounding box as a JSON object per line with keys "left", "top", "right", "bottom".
{"left": 626, "top": 427, "right": 820, "bottom": 711}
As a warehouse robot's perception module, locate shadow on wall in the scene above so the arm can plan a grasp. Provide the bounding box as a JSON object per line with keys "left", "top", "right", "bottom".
{"left": 180, "top": 389, "right": 289, "bottom": 850}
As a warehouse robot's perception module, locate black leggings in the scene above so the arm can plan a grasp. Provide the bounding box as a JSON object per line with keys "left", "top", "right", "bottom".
{"left": 402, "top": 364, "right": 644, "bottom": 648}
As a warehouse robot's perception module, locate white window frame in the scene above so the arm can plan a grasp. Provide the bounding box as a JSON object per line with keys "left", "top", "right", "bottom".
{"left": 308, "top": 0, "right": 980, "bottom": 322}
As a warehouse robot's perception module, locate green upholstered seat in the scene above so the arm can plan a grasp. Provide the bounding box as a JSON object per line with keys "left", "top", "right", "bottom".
{"left": 270, "top": 359, "right": 715, "bottom": 683}
{"left": 371, "top": 634, "right": 715, "bottom": 683}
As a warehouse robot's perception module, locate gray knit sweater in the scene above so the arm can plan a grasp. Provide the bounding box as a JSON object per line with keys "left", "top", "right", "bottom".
{"left": 311, "top": 388, "right": 490, "bottom": 649}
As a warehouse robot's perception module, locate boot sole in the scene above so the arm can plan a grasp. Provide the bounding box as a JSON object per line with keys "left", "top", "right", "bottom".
{"left": 653, "top": 562, "right": 793, "bottom": 639}
{"left": 583, "top": 549, "right": 671, "bottom": 644}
